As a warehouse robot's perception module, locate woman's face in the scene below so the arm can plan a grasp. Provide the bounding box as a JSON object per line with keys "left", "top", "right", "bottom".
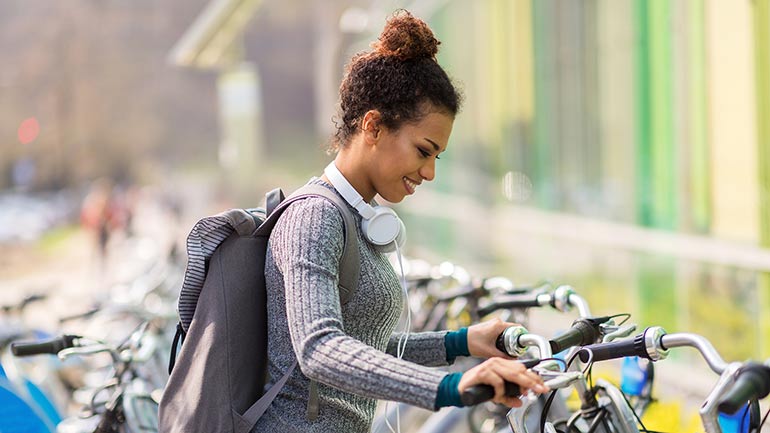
{"left": 368, "top": 110, "right": 454, "bottom": 203}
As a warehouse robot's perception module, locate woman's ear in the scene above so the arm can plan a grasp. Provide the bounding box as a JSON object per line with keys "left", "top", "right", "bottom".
{"left": 361, "top": 110, "right": 382, "bottom": 141}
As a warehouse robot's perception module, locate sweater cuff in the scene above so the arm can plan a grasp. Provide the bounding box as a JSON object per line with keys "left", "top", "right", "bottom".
{"left": 444, "top": 327, "right": 470, "bottom": 363}
{"left": 435, "top": 372, "right": 464, "bottom": 409}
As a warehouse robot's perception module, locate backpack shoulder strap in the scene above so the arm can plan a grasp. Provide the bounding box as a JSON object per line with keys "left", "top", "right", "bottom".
{"left": 243, "top": 184, "right": 361, "bottom": 425}
{"left": 265, "top": 188, "right": 285, "bottom": 217}
{"left": 264, "top": 184, "right": 360, "bottom": 304}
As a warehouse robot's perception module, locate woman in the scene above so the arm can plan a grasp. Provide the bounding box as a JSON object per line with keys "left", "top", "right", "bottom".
{"left": 257, "top": 10, "right": 548, "bottom": 433}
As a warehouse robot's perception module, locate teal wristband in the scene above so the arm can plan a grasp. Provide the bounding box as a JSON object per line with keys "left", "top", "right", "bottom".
{"left": 435, "top": 372, "right": 464, "bottom": 409}
{"left": 444, "top": 327, "right": 470, "bottom": 363}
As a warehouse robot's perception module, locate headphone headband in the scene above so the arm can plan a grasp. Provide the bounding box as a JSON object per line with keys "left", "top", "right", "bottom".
{"left": 324, "top": 162, "right": 376, "bottom": 219}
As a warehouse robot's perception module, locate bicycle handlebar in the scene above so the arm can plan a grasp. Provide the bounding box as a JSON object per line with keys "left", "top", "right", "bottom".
{"left": 549, "top": 317, "right": 605, "bottom": 354}
{"left": 577, "top": 327, "right": 731, "bottom": 378}
{"left": 716, "top": 362, "right": 770, "bottom": 415}
{"left": 1, "top": 293, "right": 47, "bottom": 313}
{"left": 577, "top": 331, "right": 651, "bottom": 363}
{"left": 496, "top": 317, "right": 610, "bottom": 358}
{"left": 459, "top": 359, "right": 540, "bottom": 406}
{"left": 460, "top": 381, "right": 522, "bottom": 406}
{"left": 478, "top": 285, "right": 592, "bottom": 318}
{"left": 658, "top": 332, "right": 728, "bottom": 374}
{"left": 478, "top": 292, "right": 546, "bottom": 317}
{"left": 495, "top": 326, "right": 555, "bottom": 358}
{"left": 11, "top": 334, "right": 79, "bottom": 356}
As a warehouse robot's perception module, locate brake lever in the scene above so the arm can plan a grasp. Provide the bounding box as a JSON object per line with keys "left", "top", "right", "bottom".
{"left": 542, "top": 371, "right": 584, "bottom": 389}
{"left": 601, "top": 323, "right": 637, "bottom": 343}
{"left": 506, "top": 371, "right": 583, "bottom": 433}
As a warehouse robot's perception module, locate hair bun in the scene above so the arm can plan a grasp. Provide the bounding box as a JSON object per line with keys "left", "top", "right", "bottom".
{"left": 372, "top": 10, "right": 439, "bottom": 61}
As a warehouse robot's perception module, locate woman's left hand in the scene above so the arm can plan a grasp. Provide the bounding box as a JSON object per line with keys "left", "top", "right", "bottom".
{"left": 467, "top": 318, "right": 519, "bottom": 358}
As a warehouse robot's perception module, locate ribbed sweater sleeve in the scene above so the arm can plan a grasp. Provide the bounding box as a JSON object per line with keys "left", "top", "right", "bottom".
{"left": 386, "top": 331, "right": 451, "bottom": 367}
{"left": 271, "top": 197, "right": 448, "bottom": 411}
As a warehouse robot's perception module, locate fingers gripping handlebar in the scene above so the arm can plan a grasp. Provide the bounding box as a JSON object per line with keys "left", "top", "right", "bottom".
{"left": 459, "top": 359, "right": 541, "bottom": 406}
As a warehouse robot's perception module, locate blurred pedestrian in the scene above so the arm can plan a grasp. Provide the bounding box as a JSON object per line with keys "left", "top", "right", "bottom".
{"left": 80, "top": 178, "right": 127, "bottom": 278}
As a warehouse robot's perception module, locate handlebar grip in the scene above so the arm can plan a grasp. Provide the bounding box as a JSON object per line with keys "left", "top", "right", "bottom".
{"left": 495, "top": 331, "right": 507, "bottom": 354}
{"left": 478, "top": 292, "right": 544, "bottom": 317}
{"left": 11, "top": 335, "right": 77, "bottom": 357}
{"left": 717, "top": 363, "right": 770, "bottom": 415}
{"left": 550, "top": 318, "right": 602, "bottom": 354}
{"left": 461, "top": 381, "right": 521, "bottom": 406}
{"left": 578, "top": 332, "right": 648, "bottom": 363}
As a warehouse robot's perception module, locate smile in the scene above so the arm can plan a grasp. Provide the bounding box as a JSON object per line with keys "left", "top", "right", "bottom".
{"left": 403, "top": 177, "right": 419, "bottom": 194}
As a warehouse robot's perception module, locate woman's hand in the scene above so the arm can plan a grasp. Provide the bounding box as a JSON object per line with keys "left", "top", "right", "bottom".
{"left": 467, "top": 318, "right": 519, "bottom": 358}
{"left": 458, "top": 357, "right": 549, "bottom": 407}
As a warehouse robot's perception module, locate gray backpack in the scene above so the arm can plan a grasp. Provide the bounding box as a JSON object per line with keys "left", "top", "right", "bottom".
{"left": 159, "top": 184, "right": 360, "bottom": 433}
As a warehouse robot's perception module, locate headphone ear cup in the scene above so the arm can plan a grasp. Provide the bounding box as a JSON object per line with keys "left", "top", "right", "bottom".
{"left": 361, "top": 206, "right": 402, "bottom": 246}
{"left": 372, "top": 222, "right": 405, "bottom": 254}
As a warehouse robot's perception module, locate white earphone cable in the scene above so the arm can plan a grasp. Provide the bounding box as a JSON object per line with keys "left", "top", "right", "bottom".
{"left": 384, "top": 241, "right": 411, "bottom": 433}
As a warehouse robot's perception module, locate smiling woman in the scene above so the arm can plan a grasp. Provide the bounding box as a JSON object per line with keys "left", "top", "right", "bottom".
{"left": 335, "top": 109, "right": 453, "bottom": 204}
{"left": 242, "top": 9, "right": 548, "bottom": 433}
{"left": 327, "top": 8, "right": 460, "bottom": 205}
{"left": 243, "top": 10, "right": 549, "bottom": 433}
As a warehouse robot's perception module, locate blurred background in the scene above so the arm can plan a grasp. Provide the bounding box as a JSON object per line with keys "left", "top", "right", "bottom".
{"left": 1, "top": 0, "right": 769, "bottom": 371}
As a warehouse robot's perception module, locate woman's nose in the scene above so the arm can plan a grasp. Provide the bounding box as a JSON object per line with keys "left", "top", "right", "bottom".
{"left": 419, "top": 159, "right": 436, "bottom": 181}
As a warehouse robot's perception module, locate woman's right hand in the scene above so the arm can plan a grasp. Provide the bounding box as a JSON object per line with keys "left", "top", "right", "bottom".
{"left": 458, "top": 358, "right": 549, "bottom": 407}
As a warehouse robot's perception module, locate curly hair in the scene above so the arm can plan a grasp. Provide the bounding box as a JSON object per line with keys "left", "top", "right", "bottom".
{"left": 331, "top": 10, "right": 462, "bottom": 150}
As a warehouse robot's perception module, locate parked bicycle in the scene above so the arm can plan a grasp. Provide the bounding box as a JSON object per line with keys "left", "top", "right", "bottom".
{"left": 11, "top": 321, "right": 164, "bottom": 433}
{"left": 471, "top": 326, "right": 769, "bottom": 433}
{"left": 0, "top": 294, "right": 73, "bottom": 432}
{"left": 574, "top": 327, "right": 770, "bottom": 433}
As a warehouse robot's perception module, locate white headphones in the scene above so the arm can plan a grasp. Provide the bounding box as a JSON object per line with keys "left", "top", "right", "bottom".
{"left": 324, "top": 161, "right": 406, "bottom": 252}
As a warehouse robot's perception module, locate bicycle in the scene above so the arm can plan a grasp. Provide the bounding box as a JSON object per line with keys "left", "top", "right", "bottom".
{"left": 0, "top": 294, "right": 73, "bottom": 432}
{"left": 459, "top": 310, "right": 636, "bottom": 433}
{"left": 462, "top": 284, "right": 636, "bottom": 433}
{"left": 372, "top": 259, "right": 551, "bottom": 433}
{"left": 12, "top": 322, "right": 164, "bottom": 433}
{"left": 572, "top": 327, "right": 770, "bottom": 433}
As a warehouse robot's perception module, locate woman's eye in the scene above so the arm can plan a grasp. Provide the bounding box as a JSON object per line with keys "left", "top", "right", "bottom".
{"left": 418, "top": 147, "right": 440, "bottom": 160}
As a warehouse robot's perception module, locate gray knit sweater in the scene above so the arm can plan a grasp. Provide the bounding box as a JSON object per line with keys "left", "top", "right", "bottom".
{"left": 254, "top": 178, "right": 451, "bottom": 433}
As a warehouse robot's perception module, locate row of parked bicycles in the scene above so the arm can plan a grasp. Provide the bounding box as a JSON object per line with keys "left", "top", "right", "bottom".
{"left": 0, "top": 238, "right": 182, "bottom": 433}
{"left": 2, "top": 251, "right": 769, "bottom": 433}
{"left": 372, "top": 259, "right": 770, "bottom": 433}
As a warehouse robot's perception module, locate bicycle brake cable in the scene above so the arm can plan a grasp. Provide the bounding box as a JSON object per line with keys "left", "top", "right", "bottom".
{"left": 539, "top": 390, "right": 559, "bottom": 433}
{"left": 758, "top": 404, "right": 769, "bottom": 431}
{"left": 607, "top": 313, "right": 631, "bottom": 325}
{"left": 536, "top": 357, "right": 567, "bottom": 432}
